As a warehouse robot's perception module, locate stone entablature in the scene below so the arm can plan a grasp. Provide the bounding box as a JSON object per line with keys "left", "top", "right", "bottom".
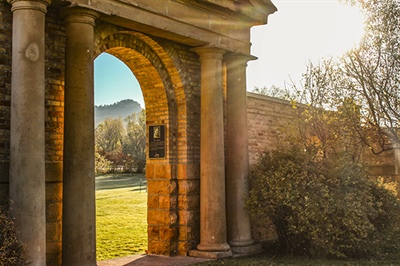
{"left": 55, "top": 0, "right": 276, "bottom": 54}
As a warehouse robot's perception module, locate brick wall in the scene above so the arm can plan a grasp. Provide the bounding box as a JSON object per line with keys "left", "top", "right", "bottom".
{"left": 0, "top": 0, "right": 11, "bottom": 203}
{"left": 246, "top": 91, "right": 400, "bottom": 196}
{"left": 247, "top": 92, "right": 297, "bottom": 165}
{"left": 0, "top": 4, "right": 65, "bottom": 265}
{"left": 44, "top": 7, "right": 65, "bottom": 266}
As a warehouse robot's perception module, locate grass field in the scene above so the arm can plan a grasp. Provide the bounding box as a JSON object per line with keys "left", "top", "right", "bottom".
{"left": 95, "top": 173, "right": 400, "bottom": 265}
{"left": 96, "top": 173, "right": 148, "bottom": 261}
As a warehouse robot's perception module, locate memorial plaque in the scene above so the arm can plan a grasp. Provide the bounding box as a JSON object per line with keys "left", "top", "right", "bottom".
{"left": 149, "top": 125, "right": 165, "bottom": 159}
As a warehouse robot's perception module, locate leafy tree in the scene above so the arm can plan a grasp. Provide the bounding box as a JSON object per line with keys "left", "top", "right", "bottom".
{"left": 293, "top": 0, "right": 400, "bottom": 155}
{"left": 123, "top": 110, "right": 146, "bottom": 172}
{"left": 95, "top": 143, "right": 112, "bottom": 174}
{"left": 252, "top": 85, "right": 293, "bottom": 100}
{"left": 95, "top": 117, "right": 125, "bottom": 153}
{"left": 94, "top": 110, "right": 146, "bottom": 173}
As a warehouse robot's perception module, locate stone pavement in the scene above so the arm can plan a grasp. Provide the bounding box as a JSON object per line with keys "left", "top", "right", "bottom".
{"left": 97, "top": 255, "right": 212, "bottom": 266}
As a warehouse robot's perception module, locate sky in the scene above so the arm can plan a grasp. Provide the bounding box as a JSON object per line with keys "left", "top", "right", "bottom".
{"left": 94, "top": 0, "right": 365, "bottom": 107}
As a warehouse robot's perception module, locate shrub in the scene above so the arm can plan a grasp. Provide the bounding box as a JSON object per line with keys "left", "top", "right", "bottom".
{"left": 0, "top": 203, "right": 27, "bottom": 266}
{"left": 247, "top": 144, "right": 400, "bottom": 259}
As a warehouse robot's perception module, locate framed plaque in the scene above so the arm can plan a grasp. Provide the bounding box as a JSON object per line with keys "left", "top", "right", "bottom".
{"left": 149, "top": 125, "right": 166, "bottom": 159}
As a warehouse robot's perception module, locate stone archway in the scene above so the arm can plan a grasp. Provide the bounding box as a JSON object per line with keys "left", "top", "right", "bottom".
{"left": 94, "top": 30, "right": 193, "bottom": 256}
{"left": 3, "top": 1, "right": 277, "bottom": 265}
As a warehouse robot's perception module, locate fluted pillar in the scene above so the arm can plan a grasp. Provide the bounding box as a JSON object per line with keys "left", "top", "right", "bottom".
{"left": 225, "top": 53, "right": 261, "bottom": 254}
{"left": 189, "top": 46, "right": 232, "bottom": 259}
{"left": 62, "top": 6, "right": 99, "bottom": 266}
{"left": 8, "top": 1, "right": 50, "bottom": 265}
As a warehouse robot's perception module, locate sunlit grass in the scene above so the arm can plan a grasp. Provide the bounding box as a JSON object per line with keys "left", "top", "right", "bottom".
{"left": 96, "top": 173, "right": 147, "bottom": 261}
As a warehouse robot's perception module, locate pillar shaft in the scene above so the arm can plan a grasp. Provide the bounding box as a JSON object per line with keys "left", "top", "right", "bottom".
{"left": 62, "top": 7, "right": 98, "bottom": 266}
{"left": 225, "top": 53, "right": 260, "bottom": 253}
{"left": 193, "top": 46, "right": 230, "bottom": 252}
{"left": 8, "top": 1, "right": 50, "bottom": 265}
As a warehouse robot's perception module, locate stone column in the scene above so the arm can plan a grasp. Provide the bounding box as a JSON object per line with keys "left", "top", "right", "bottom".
{"left": 225, "top": 53, "right": 261, "bottom": 254}
{"left": 61, "top": 6, "right": 99, "bottom": 266}
{"left": 8, "top": 1, "right": 50, "bottom": 265}
{"left": 189, "top": 46, "right": 232, "bottom": 259}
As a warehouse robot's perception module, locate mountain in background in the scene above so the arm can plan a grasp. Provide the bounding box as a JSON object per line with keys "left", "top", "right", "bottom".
{"left": 95, "top": 99, "right": 142, "bottom": 127}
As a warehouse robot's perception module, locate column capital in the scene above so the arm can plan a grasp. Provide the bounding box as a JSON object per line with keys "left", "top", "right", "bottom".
{"left": 8, "top": 0, "right": 51, "bottom": 13}
{"left": 224, "top": 52, "right": 257, "bottom": 66}
{"left": 191, "top": 45, "right": 226, "bottom": 60}
{"left": 61, "top": 5, "right": 100, "bottom": 26}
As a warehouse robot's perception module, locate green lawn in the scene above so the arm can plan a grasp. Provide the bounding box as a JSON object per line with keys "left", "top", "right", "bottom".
{"left": 96, "top": 173, "right": 147, "bottom": 261}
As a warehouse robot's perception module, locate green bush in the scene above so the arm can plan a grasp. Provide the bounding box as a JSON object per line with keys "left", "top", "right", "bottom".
{"left": 0, "top": 203, "right": 27, "bottom": 266}
{"left": 247, "top": 145, "right": 400, "bottom": 259}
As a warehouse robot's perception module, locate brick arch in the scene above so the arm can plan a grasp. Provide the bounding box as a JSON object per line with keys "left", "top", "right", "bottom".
{"left": 94, "top": 31, "right": 193, "bottom": 255}
{"left": 95, "top": 31, "right": 190, "bottom": 163}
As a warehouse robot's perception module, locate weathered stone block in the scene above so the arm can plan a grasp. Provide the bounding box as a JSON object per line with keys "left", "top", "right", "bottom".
{"left": 147, "top": 194, "right": 159, "bottom": 209}
{"left": 46, "top": 201, "right": 62, "bottom": 222}
{"left": 148, "top": 225, "right": 159, "bottom": 241}
{"left": 159, "top": 225, "right": 178, "bottom": 241}
{"left": 154, "top": 163, "right": 172, "bottom": 179}
{"left": 178, "top": 241, "right": 195, "bottom": 255}
{"left": 178, "top": 225, "right": 199, "bottom": 242}
{"left": 178, "top": 179, "right": 199, "bottom": 195}
{"left": 45, "top": 161, "right": 63, "bottom": 182}
{"left": 46, "top": 221, "right": 62, "bottom": 242}
{"left": 178, "top": 209, "right": 199, "bottom": 225}
{"left": 148, "top": 209, "right": 178, "bottom": 226}
{"left": 147, "top": 179, "right": 177, "bottom": 194}
{"left": 146, "top": 163, "right": 154, "bottom": 179}
{"left": 46, "top": 241, "right": 62, "bottom": 266}
{"left": 159, "top": 195, "right": 178, "bottom": 210}
{"left": 148, "top": 240, "right": 177, "bottom": 255}
{"left": 178, "top": 194, "right": 199, "bottom": 210}
{"left": 45, "top": 182, "right": 62, "bottom": 202}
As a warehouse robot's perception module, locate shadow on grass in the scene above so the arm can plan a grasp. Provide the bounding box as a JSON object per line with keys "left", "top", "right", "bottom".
{"left": 95, "top": 173, "right": 147, "bottom": 191}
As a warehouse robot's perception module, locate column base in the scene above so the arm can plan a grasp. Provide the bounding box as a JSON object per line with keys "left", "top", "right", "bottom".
{"left": 231, "top": 243, "right": 263, "bottom": 256}
{"left": 189, "top": 249, "right": 233, "bottom": 259}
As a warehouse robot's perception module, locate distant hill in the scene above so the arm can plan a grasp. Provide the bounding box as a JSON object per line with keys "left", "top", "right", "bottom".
{"left": 95, "top": 99, "right": 142, "bottom": 127}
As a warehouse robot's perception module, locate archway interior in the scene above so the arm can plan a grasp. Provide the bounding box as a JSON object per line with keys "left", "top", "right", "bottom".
{"left": 94, "top": 52, "right": 148, "bottom": 261}
{"left": 93, "top": 31, "right": 192, "bottom": 256}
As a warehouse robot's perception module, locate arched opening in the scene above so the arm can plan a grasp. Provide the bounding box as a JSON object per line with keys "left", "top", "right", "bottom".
{"left": 94, "top": 53, "right": 147, "bottom": 261}
{"left": 93, "top": 29, "right": 194, "bottom": 258}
